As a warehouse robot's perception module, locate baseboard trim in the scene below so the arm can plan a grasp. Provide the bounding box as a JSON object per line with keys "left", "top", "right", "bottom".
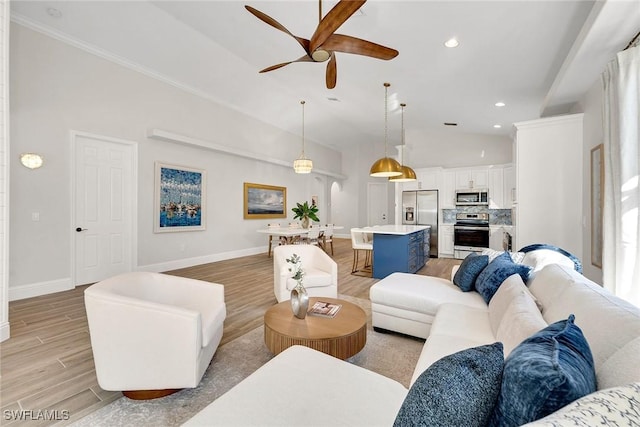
{"left": 9, "top": 278, "right": 73, "bottom": 301}
{"left": 0, "top": 321, "right": 10, "bottom": 342}
{"left": 138, "top": 246, "right": 267, "bottom": 273}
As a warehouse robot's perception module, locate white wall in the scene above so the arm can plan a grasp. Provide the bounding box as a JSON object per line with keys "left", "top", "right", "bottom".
{"left": 9, "top": 23, "right": 345, "bottom": 297}
{"left": 573, "top": 78, "right": 604, "bottom": 283}
{"left": 1, "top": 0, "right": 9, "bottom": 340}
{"left": 406, "top": 128, "right": 512, "bottom": 169}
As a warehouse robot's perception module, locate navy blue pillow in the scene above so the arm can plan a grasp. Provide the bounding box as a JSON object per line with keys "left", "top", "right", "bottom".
{"left": 453, "top": 253, "right": 489, "bottom": 292}
{"left": 489, "top": 315, "right": 596, "bottom": 427}
{"left": 394, "top": 343, "right": 504, "bottom": 427}
{"left": 475, "top": 251, "right": 532, "bottom": 303}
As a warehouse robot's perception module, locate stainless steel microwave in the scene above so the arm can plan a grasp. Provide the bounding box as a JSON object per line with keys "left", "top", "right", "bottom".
{"left": 455, "top": 189, "right": 489, "bottom": 206}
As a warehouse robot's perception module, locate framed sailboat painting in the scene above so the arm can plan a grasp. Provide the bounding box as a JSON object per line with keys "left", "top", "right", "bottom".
{"left": 154, "top": 162, "right": 206, "bottom": 232}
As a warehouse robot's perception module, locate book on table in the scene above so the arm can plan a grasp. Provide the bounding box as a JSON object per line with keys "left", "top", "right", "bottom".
{"left": 308, "top": 301, "right": 342, "bottom": 318}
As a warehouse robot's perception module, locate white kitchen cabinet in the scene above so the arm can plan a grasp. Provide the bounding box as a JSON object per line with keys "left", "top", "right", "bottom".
{"left": 503, "top": 165, "right": 516, "bottom": 206}
{"left": 488, "top": 168, "right": 504, "bottom": 208}
{"left": 441, "top": 170, "right": 456, "bottom": 208}
{"left": 455, "top": 169, "right": 489, "bottom": 189}
{"left": 439, "top": 225, "right": 455, "bottom": 257}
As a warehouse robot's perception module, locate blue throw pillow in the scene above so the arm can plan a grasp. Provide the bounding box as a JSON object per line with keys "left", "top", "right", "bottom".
{"left": 394, "top": 342, "right": 504, "bottom": 427}
{"left": 489, "top": 315, "right": 596, "bottom": 427}
{"left": 475, "top": 251, "right": 532, "bottom": 303}
{"left": 453, "top": 253, "right": 489, "bottom": 292}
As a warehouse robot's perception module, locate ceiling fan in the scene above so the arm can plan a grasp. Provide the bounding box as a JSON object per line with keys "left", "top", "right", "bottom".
{"left": 245, "top": 0, "right": 398, "bottom": 89}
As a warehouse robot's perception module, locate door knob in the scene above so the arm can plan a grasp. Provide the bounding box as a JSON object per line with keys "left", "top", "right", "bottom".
{"left": 75, "top": 227, "right": 87, "bottom": 232}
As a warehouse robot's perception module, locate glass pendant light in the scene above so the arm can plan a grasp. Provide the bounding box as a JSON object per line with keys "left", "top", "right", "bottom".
{"left": 370, "top": 83, "right": 403, "bottom": 177}
{"left": 389, "top": 103, "right": 417, "bottom": 182}
{"left": 293, "top": 100, "right": 313, "bottom": 174}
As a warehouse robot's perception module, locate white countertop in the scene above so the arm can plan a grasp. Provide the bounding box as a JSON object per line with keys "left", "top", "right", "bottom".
{"left": 357, "top": 225, "right": 430, "bottom": 235}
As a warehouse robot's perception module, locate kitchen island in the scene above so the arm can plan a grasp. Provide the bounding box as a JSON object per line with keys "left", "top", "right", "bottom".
{"left": 369, "top": 225, "right": 431, "bottom": 279}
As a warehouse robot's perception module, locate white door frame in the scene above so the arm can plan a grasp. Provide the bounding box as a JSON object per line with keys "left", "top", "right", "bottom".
{"left": 70, "top": 130, "right": 138, "bottom": 286}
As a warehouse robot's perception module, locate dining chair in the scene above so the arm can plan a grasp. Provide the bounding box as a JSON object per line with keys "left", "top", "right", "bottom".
{"left": 267, "top": 223, "right": 280, "bottom": 257}
{"left": 301, "top": 226, "right": 321, "bottom": 246}
{"left": 351, "top": 228, "right": 373, "bottom": 276}
{"left": 322, "top": 224, "right": 335, "bottom": 255}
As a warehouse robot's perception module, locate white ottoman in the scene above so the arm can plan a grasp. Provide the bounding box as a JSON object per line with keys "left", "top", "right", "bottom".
{"left": 369, "top": 272, "right": 487, "bottom": 339}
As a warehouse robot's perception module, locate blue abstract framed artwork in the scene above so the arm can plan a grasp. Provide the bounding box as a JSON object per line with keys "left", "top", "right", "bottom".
{"left": 155, "top": 162, "right": 206, "bottom": 232}
{"left": 243, "top": 182, "right": 287, "bottom": 219}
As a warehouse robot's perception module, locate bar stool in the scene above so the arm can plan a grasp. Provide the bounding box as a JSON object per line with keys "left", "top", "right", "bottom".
{"left": 351, "top": 228, "right": 373, "bottom": 276}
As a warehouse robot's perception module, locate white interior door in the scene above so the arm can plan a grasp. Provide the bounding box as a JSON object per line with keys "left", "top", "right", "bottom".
{"left": 73, "top": 132, "right": 136, "bottom": 285}
{"left": 368, "top": 182, "right": 389, "bottom": 226}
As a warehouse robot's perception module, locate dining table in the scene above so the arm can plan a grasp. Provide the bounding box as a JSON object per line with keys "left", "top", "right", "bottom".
{"left": 257, "top": 225, "right": 343, "bottom": 255}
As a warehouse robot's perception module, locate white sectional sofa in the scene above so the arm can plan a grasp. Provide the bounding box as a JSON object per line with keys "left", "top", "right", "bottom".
{"left": 184, "top": 252, "right": 640, "bottom": 426}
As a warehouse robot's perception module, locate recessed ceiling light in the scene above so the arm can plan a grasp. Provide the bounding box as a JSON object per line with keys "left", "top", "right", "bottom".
{"left": 46, "top": 7, "right": 62, "bottom": 18}
{"left": 444, "top": 38, "right": 459, "bottom": 48}
{"left": 493, "top": 124, "right": 502, "bottom": 129}
{"left": 495, "top": 101, "right": 506, "bottom": 107}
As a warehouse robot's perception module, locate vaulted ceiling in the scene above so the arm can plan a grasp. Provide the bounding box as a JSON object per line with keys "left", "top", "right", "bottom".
{"left": 10, "top": 1, "right": 640, "bottom": 152}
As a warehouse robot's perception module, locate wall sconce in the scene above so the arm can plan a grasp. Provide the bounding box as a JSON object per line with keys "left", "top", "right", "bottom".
{"left": 20, "top": 153, "right": 44, "bottom": 169}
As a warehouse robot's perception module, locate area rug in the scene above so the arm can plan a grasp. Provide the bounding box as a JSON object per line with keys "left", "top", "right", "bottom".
{"left": 70, "top": 296, "right": 424, "bottom": 427}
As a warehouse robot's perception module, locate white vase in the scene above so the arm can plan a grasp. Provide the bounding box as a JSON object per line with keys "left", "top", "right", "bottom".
{"left": 301, "top": 217, "right": 310, "bottom": 229}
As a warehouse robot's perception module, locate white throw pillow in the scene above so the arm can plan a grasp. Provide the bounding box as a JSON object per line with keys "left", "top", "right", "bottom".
{"left": 521, "top": 249, "right": 576, "bottom": 273}
{"left": 482, "top": 248, "right": 525, "bottom": 264}
{"left": 522, "top": 383, "right": 640, "bottom": 426}
{"left": 496, "top": 289, "right": 547, "bottom": 356}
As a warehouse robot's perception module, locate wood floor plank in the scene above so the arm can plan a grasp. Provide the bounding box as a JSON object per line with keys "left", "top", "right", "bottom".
{"left": 0, "top": 238, "right": 460, "bottom": 424}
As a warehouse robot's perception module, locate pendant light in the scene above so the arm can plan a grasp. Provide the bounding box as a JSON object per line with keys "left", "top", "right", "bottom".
{"left": 389, "top": 103, "right": 417, "bottom": 182}
{"left": 370, "top": 83, "right": 403, "bottom": 177}
{"left": 293, "top": 100, "right": 313, "bottom": 174}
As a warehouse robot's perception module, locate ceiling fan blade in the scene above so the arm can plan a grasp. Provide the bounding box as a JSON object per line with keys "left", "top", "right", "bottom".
{"left": 245, "top": 5, "right": 310, "bottom": 53}
{"left": 309, "top": 0, "right": 366, "bottom": 53}
{"left": 259, "top": 55, "right": 314, "bottom": 73}
{"left": 326, "top": 54, "right": 337, "bottom": 89}
{"left": 322, "top": 34, "right": 398, "bottom": 60}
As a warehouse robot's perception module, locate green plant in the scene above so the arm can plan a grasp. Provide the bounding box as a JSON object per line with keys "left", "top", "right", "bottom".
{"left": 291, "top": 201, "right": 320, "bottom": 222}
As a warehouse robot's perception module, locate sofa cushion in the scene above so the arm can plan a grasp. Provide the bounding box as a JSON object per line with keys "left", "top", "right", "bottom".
{"left": 597, "top": 336, "right": 640, "bottom": 390}
{"left": 522, "top": 383, "right": 640, "bottom": 426}
{"left": 496, "top": 289, "right": 547, "bottom": 356}
{"left": 370, "top": 272, "right": 487, "bottom": 318}
{"left": 488, "top": 274, "right": 533, "bottom": 335}
{"left": 489, "top": 315, "right": 597, "bottom": 426}
{"left": 430, "top": 303, "right": 493, "bottom": 342}
{"left": 528, "top": 264, "right": 640, "bottom": 384}
{"left": 453, "top": 253, "right": 489, "bottom": 292}
{"left": 475, "top": 252, "right": 532, "bottom": 304}
{"left": 395, "top": 343, "right": 504, "bottom": 427}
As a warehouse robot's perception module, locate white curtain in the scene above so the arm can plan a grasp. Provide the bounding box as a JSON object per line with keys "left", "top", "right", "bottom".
{"left": 602, "top": 45, "right": 640, "bottom": 307}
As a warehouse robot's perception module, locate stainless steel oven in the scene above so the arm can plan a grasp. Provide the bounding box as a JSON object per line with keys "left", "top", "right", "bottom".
{"left": 454, "top": 213, "right": 489, "bottom": 259}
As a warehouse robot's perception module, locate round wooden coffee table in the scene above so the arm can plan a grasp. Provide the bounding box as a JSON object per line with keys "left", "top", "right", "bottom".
{"left": 264, "top": 297, "right": 367, "bottom": 360}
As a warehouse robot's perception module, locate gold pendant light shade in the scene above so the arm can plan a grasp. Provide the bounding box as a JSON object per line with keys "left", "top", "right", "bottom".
{"left": 389, "top": 102, "right": 417, "bottom": 182}
{"left": 370, "top": 157, "right": 403, "bottom": 177}
{"left": 370, "top": 83, "right": 403, "bottom": 177}
{"left": 294, "top": 100, "right": 313, "bottom": 174}
{"left": 390, "top": 165, "right": 417, "bottom": 182}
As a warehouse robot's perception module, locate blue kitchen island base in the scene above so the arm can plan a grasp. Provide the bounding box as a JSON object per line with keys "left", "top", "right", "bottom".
{"left": 371, "top": 226, "right": 430, "bottom": 279}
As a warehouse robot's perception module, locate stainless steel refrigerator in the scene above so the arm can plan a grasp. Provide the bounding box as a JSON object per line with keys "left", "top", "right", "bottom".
{"left": 402, "top": 190, "right": 439, "bottom": 257}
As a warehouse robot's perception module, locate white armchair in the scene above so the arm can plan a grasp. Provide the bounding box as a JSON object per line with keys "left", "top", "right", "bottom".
{"left": 84, "top": 272, "right": 226, "bottom": 399}
{"left": 273, "top": 245, "right": 338, "bottom": 303}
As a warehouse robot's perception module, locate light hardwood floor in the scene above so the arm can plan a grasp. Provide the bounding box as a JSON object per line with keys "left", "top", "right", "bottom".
{"left": 1, "top": 238, "right": 460, "bottom": 426}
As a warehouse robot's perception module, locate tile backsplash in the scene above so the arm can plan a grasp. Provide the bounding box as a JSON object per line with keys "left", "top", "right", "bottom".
{"left": 442, "top": 207, "right": 512, "bottom": 225}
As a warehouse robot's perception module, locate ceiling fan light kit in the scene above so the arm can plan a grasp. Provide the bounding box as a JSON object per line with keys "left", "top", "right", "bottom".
{"left": 245, "top": 0, "right": 398, "bottom": 89}
{"left": 390, "top": 103, "right": 417, "bottom": 182}
{"left": 294, "top": 100, "right": 313, "bottom": 174}
{"left": 370, "top": 83, "right": 402, "bottom": 178}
